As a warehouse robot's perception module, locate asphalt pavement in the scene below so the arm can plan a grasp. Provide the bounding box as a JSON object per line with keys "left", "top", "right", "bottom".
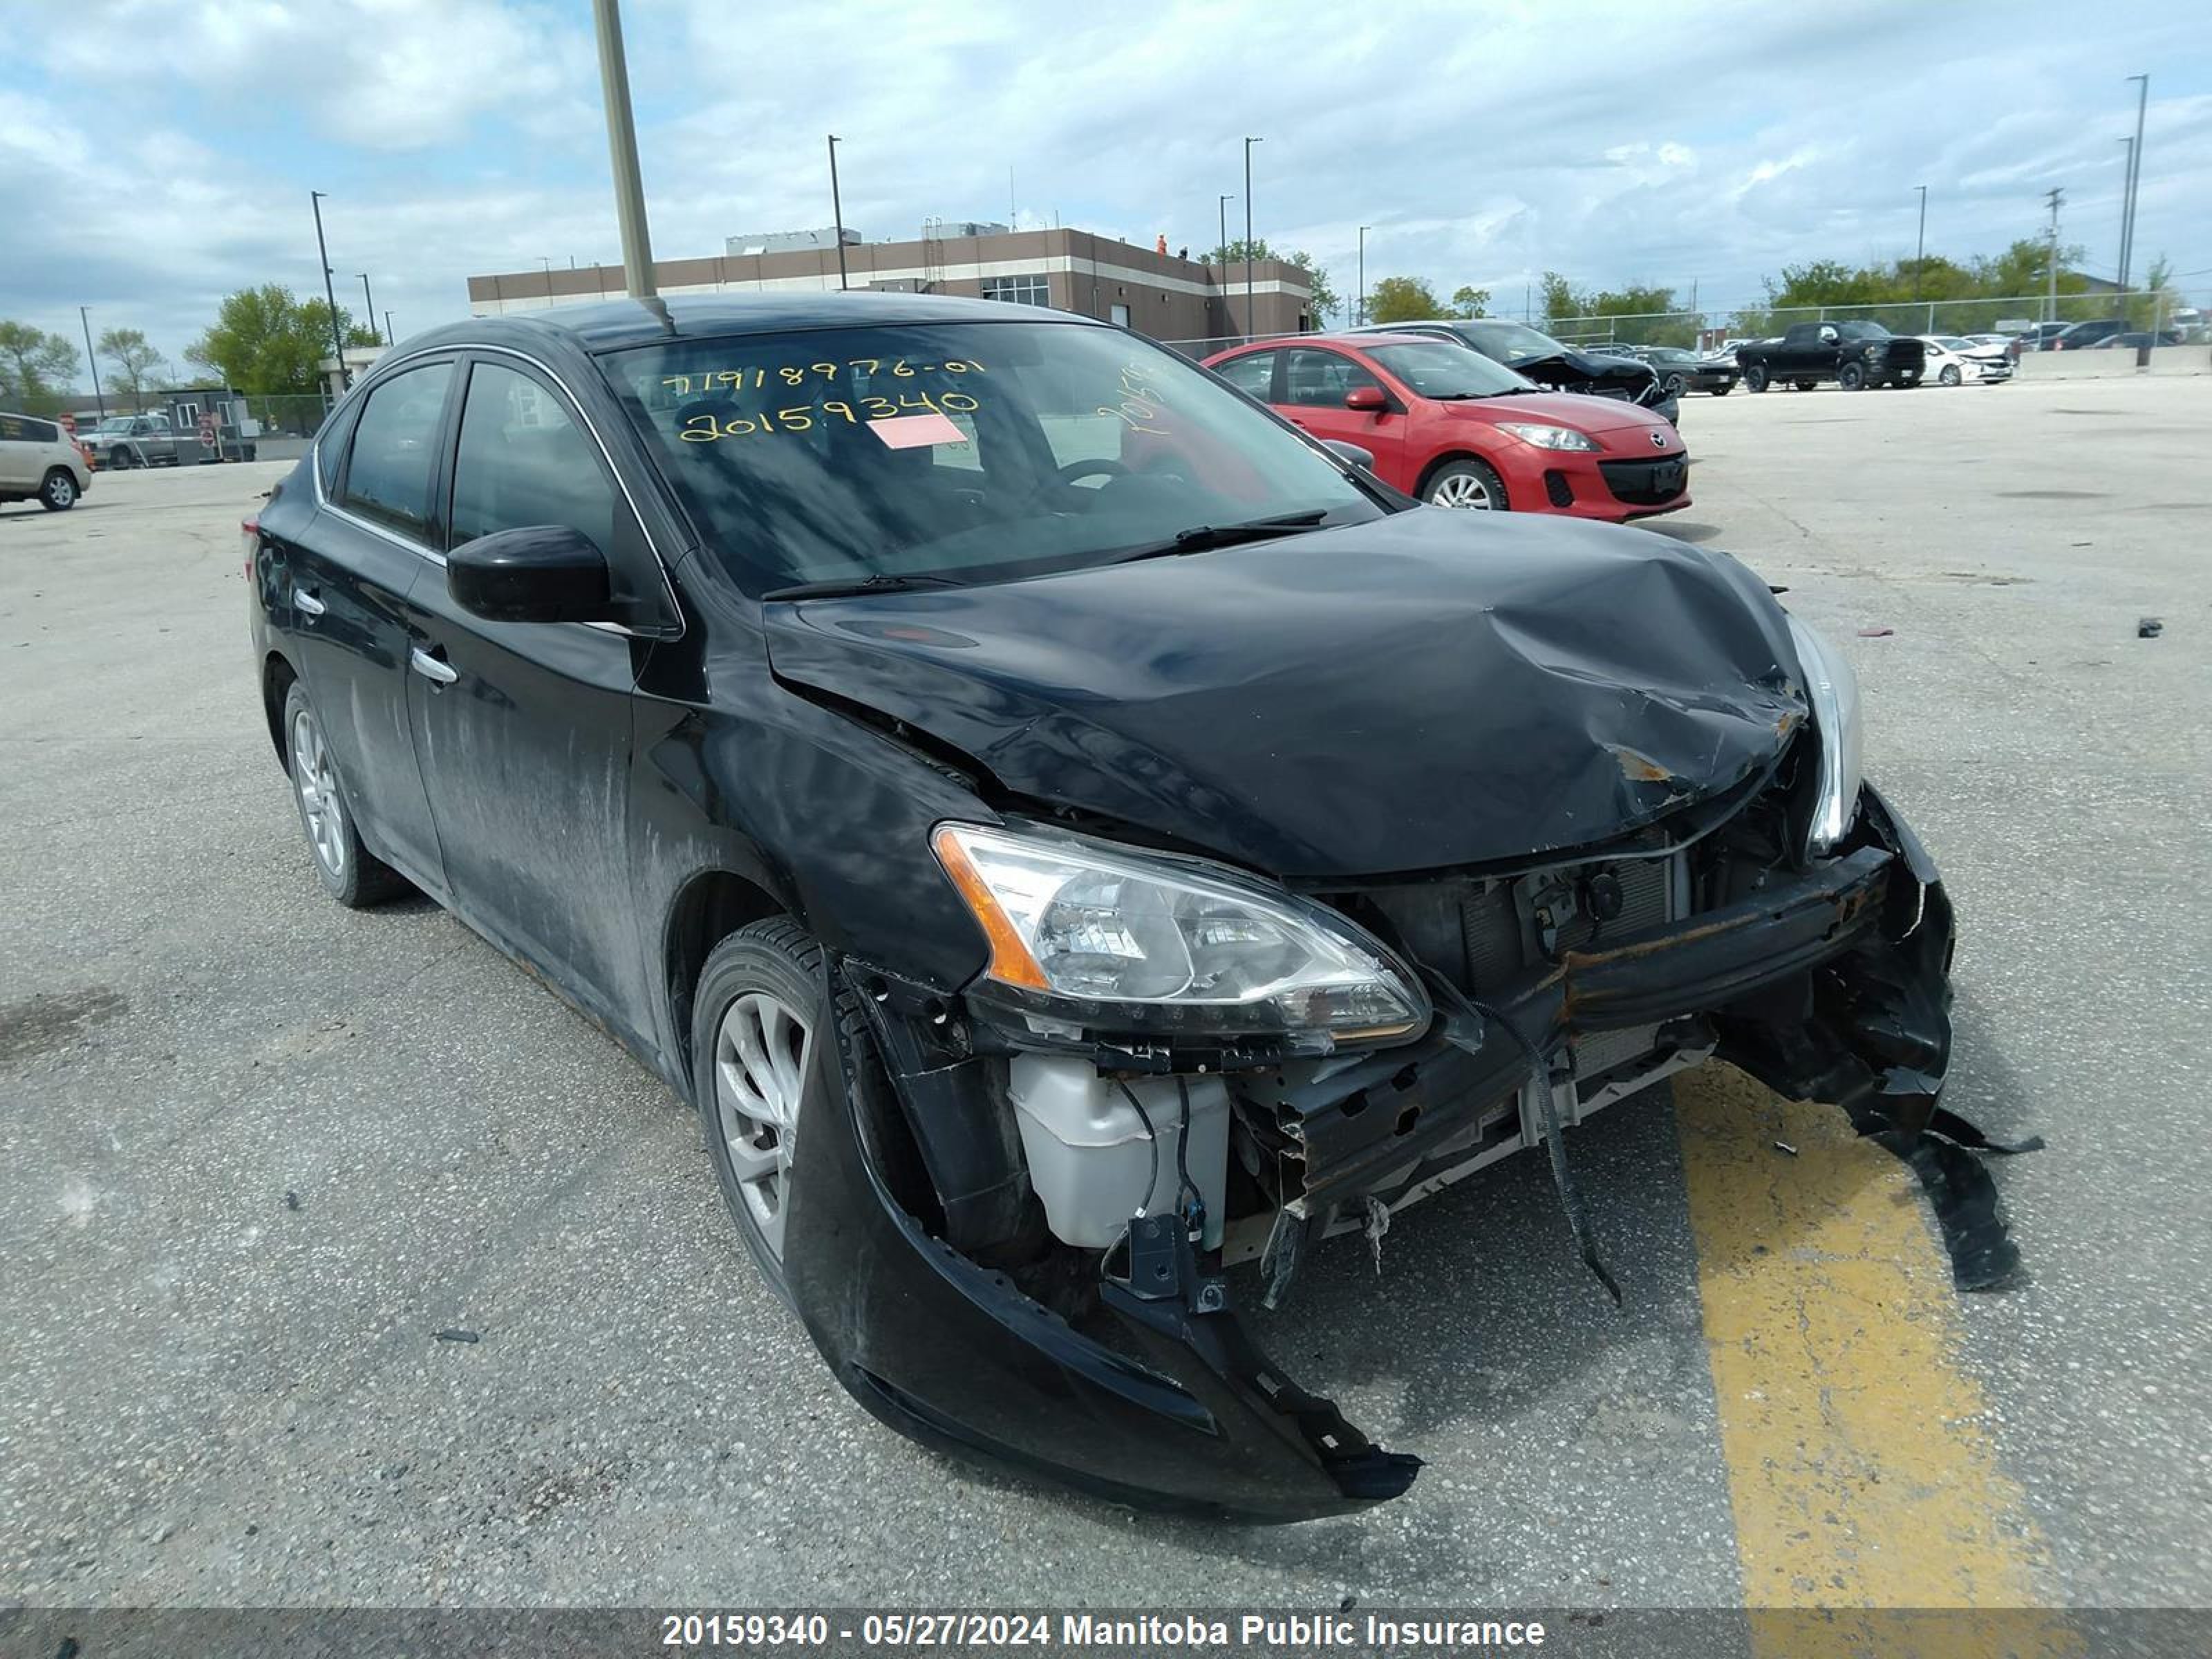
{"left": 2, "top": 374, "right": 2206, "bottom": 1618}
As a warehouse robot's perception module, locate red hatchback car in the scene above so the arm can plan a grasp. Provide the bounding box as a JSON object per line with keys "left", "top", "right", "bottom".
{"left": 1205, "top": 332, "right": 1689, "bottom": 522}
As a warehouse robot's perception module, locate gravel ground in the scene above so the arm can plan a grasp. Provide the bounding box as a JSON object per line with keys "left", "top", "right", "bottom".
{"left": 2, "top": 372, "right": 2206, "bottom": 1611}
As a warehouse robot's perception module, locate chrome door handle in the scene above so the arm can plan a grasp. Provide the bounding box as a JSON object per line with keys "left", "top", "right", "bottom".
{"left": 409, "top": 646, "right": 458, "bottom": 685}
{"left": 294, "top": 588, "right": 326, "bottom": 617}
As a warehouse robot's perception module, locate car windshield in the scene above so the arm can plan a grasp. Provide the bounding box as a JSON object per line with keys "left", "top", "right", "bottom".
{"left": 1459, "top": 320, "right": 1568, "bottom": 359}
{"left": 608, "top": 321, "right": 1382, "bottom": 594}
{"left": 1365, "top": 341, "right": 1534, "bottom": 399}
{"left": 91, "top": 417, "right": 136, "bottom": 432}
{"left": 1933, "top": 337, "right": 1974, "bottom": 350}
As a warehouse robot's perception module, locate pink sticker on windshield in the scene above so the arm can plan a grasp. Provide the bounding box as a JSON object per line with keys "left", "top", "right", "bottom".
{"left": 868, "top": 412, "right": 968, "bottom": 449}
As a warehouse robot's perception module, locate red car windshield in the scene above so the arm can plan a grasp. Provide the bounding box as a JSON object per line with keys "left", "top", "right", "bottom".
{"left": 1365, "top": 341, "right": 1535, "bottom": 400}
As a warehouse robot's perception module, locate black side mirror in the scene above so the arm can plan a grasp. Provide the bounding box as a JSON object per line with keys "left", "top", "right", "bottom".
{"left": 1320, "top": 438, "right": 1376, "bottom": 471}
{"left": 447, "top": 525, "right": 615, "bottom": 624}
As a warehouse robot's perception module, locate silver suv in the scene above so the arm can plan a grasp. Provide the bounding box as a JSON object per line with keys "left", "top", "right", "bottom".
{"left": 0, "top": 411, "right": 92, "bottom": 511}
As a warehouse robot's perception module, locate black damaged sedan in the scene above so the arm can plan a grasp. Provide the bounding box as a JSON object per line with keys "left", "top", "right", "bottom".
{"left": 247, "top": 294, "right": 1955, "bottom": 1521}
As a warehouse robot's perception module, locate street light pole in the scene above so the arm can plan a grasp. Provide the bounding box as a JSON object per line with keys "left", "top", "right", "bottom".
{"left": 384, "top": 310, "right": 396, "bottom": 346}
{"left": 79, "top": 306, "right": 104, "bottom": 421}
{"left": 1242, "top": 137, "right": 1260, "bottom": 339}
{"left": 1358, "top": 225, "right": 1369, "bottom": 326}
{"left": 1912, "top": 185, "right": 1927, "bottom": 301}
{"left": 2121, "top": 73, "right": 2148, "bottom": 297}
{"left": 2117, "top": 137, "right": 2135, "bottom": 305}
{"left": 827, "top": 135, "right": 849, "bottom": 292}
{"left": 310, "top": 191, "right": 348, "bottom": 391}
{"left": 590, "top": 0, "right": 657, "bottom": 299}
{"left": 357, "top": 274, "right": 379, "bottom": 345}
{"left": 2043, "top": 186, "right": 2064, "bottom": 324}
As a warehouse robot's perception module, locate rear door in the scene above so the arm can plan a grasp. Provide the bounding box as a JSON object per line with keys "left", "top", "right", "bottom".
{"left": 402, "top": 353, "right": 657, "bottom": 1033}
{"left": 289, "top": 359, "right": 456, "bottom": 890}
{"left": 1278, "top": 347, "right": 1407, "bottom": 483}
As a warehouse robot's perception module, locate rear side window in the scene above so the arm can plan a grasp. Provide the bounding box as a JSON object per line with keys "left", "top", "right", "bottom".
{"left": 1215, "top": 350, "right": 1277, "bottom": 400}
{"left": 315, "top": 397, "right": 362, "bottom": 494}
{"left": 447, "top": 362, "right": 619, "bottom": 554}
{"left": 339, "top": 362, "right": 455, "bottom": 539}
{"left": 0, "top": 413, "right": 60, "bottom": 444}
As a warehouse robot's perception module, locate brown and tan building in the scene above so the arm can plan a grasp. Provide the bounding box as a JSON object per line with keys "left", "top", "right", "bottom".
{"left": 467, "top": 225, "right": 1315, "bottom": 348}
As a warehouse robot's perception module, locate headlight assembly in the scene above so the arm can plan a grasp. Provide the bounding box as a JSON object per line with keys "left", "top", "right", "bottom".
{"left": 1496, "top": 422, "right": 1601, "bottom": 452}
{"left": 932, "top": 823, "right": 1428, "bottom": 1042}
{"left": 1786, "top": 616, "right": 1864, "bottom": 854}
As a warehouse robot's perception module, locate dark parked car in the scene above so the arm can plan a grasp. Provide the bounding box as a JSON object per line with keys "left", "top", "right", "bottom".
{"left": 247, "top": 294, "right": 1958, "bottom": 1521}
{"left": 1738, "top": 321, "right": 1927, "bottom": 391}
{"left": 1592, "top": 343, "right": 1738, "bottom": 397}
{"left": 2048, "top": 317, "right": 2127, "bottom": 351}
{"left": 2086, "top": 330, "right": 2180, "bottom": 350}
{"left": 1347, "top": 318, "right": 1680, "bottom": 424}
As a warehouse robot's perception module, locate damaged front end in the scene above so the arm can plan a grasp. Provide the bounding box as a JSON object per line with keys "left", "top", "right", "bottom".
{"left": 776, "top": 733, "right": 1971, "bottom": 1520}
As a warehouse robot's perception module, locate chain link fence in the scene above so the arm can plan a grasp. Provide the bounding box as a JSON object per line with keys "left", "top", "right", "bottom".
{"left": 1546, "top": 291, "right": 2206, "bottom": 350}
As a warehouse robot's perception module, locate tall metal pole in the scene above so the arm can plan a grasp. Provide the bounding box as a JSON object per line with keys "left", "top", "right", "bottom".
{"left": 310, "top": 191, "right": 348, "bottom": 389}
{"left": 591, "top": 0, "right": 657, "bottom": 299}
{"left": 1243, "top": 137, "right": 1259, "bottom": 339}
{"left": 1357, "top": 226, "right": 1369, "bottom": 326}
{"left": 2043, "top": 187, "right": 2064, "bottom": 324}
{"left": 357, "top": 275, "right": 379, "bottom": 345}
{"left": 1217, "top": 195, "right": 1232, "bottom": 269}
{"left": 827, "top": 135, "right": 849, "bottom": 291}
{"left": 2116, "top": 137, "right": 2135, "bottom": 305}
{"left": 78, "top": 306, "right": 104, "bottom": 420}
{"left": 2121, "top": 73, "right": 2148, "bottom": 298}
{"left": 1913, "top": 185, "right": 1927, "bottom": 301}
{"left": 384, "top": 310, "right": 396, "bottom": 346}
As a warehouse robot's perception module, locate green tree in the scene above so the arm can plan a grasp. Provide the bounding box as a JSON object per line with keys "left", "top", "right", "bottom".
{"left": 1206, "top": 238, "right": 1340, "bottom": 322}
{"left": 1365, "top": 275, "right": 1443, "bottom": 324}
{"left": 185, "top": 285, "right": 371, "bottom": 395}
{"left": 1537, "top": 271, "right": 1577, "bottom": 325}
{"left": 1449, "top": 285, "right": 1490, "bottom": 319}
{"left": 0, "top": 321, "right": 83, "bottom": 412}
{"left": 96, "top": 327, "right": 167, "bottom": 409}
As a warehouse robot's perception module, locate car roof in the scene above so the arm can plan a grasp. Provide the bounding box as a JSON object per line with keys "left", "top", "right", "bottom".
{"left": 414, "top": 291, "right": 1108, "bottom": 357}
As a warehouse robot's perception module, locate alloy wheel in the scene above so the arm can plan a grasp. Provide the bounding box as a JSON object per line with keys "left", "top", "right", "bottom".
{"left": 1430, "top": 472, "right": 1494, "bottom": 509}
{"left": 291, "top": 706, "right": 347, "bottom": 879}
{"left": 713, "top": 990, "right": 814, "bottom": 1262}
{"left": 45, "top": 474, "right": 75, "bottom": 507}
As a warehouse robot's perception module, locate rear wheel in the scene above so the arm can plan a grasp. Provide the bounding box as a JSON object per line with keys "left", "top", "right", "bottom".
{"left": 1423, "top": 457, "right": 1508, "bottom": 511}
{"left": 38, "top": 469, "right": 77, "bottom": 511}
{"left": 1838, "top": 362, "right": 1867, "bottom": 391}
{"left": 1744, "top": 364, "right": 1769, "bottom": 393}
{"left": 283, "top": 681, "right": 409, "bottom": 908}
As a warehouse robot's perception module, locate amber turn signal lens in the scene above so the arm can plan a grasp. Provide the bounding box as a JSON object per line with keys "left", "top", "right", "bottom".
{"left": 931, "top": 825, "right": 1051, "bottom": 991}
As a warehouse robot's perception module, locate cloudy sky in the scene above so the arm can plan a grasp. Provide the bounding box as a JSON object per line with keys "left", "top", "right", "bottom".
{"left": 5, "top": 0, "right": 2207, "bottom": 375}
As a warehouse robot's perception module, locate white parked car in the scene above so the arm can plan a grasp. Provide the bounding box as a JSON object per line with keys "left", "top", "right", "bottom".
{"left": 0, "top": 411, "right": 92, "bottom": 511}
{"left": 1918, "top": 335, "right": 2012, "bottom": 386}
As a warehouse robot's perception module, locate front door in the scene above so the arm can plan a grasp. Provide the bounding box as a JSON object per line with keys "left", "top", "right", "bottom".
{"left": 1279, "top": 348, "right": 1407, "bottom": 485}
{"left": 292, "top": 358, "right": 456, "bottom": 890}
{"left": 403, "top": 355, "right": 655, "bottom": 1036}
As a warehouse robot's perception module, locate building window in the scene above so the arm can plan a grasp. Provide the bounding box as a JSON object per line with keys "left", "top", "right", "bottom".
{"left": 982, "top": 274, "right": 1051, "bottom": 307}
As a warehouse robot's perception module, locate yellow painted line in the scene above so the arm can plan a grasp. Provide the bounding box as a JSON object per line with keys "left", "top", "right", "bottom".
{"left": 1674, "top": 1064, "right": 2078, "bottom": 1659}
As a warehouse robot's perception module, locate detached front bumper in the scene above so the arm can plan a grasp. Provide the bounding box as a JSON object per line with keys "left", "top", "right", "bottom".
{"left": 780, "top": 785, "right": 1953, "bottom": 1521}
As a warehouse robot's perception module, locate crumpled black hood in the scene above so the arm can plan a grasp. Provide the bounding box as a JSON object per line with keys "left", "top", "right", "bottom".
{"left": 1508, "top": 348, "right": 1660, "bottom": 401}
{"left": 762, "top": 509, "right": 1807, "bottom": 879}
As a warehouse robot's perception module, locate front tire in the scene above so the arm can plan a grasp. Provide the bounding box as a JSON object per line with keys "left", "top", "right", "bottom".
{"left": 38, "top": 469, "right": 78, "bottom": 511}
{"left": 1939, "top": 366, "right": 1962, "bottom": 386}
{"left": 694, "top": 918, "right": 848, "bottom": 1308}
{"left": 1422, "top": 456, "right": 1508, "bottom": 510}
{"left": 283, "top": 681, "right": 409, "bottom": 908}
{"left": 1838, "top": 362, "right": 1867, "bottom": 391}
{"left": 1744, "top": 364, "right": 1769, "bottom": 393}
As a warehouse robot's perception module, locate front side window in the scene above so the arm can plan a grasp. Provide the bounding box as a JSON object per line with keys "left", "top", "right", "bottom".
{"left": 981, "top": 274, "right": 1051, "bottom": 307}
{"left": 606, "top": 321, "right": 1380, "bottom": 594}
{"left": 1282, "top": 349, "right": 1381, "bottom": 408}
{"left": 339, "top": 362, "right": 454, "bottom": 539}
{"left": 447, "top": 362, "right": 619, "bottom": 554}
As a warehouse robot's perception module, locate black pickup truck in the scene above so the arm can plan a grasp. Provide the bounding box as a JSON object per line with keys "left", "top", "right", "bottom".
{"left": 1738, "top": 321, "right": 1925, "bottom": 392}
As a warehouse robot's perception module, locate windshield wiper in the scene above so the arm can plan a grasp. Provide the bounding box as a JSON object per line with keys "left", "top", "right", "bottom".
{"left": 762, "top": 572, "right": 966, "bottom": 601}
{"left": 1106, "top": 509, "right": 1331, "bottom": 565}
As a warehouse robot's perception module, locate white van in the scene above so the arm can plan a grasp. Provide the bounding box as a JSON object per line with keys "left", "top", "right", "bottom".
{"left": 0, "top": 411, "right": 92, "bottom": 510}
